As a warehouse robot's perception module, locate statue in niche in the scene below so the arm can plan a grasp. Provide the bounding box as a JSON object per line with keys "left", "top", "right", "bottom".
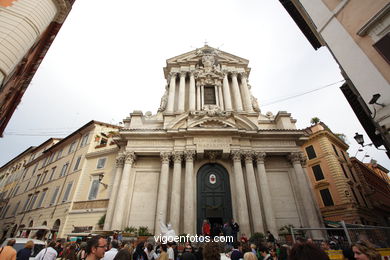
{"left": 159, "top": 220, "right": 176, "bottom": 239}
{"left": 158, "top": 84, "right": 168, "bottom": 112}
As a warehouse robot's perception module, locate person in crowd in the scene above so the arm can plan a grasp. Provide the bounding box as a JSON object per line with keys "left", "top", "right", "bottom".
{"left": 172, "top": 243, "right": 178, "bottom": 260}
{"left": 202, "top": 220, "right": 211, "bottom": 236}
{"left": 249, "top": 244, "right": 256, "bottom": 255}
{"left": 113, "top": 249, "right": 132, "bottom": 260}
{"left": 269, "top": 248, "right": 278, "bottom": 260}
{"left": 342, "top": 247, "right": 356, "bottom": 260}
{"left": 181, "top": 244, "right": 196, "bottom": 260}
{"left": 202, "top": 242, "right": 220, "bottom": 260}
{"left": 144, "top": 243, "right": 158, "bottom": 260}
{"left": 102, "top": 240, "right": 120, "bottom": 260}
{"left": 194, "top": 244, "right": 203, "bottom": 260}
{"left": 320, "top": 241, "right": 330, "bottom": 251}
{"left": 158, "top": 244, "right": 168, "bottom": 260}
{"left": 230, "top": 242, "right": 242, "bottom": 260}
{"left": 85, "top": 235, "right": 107, "bottom": 260}
{"left": 62, "top": 243, "right": 77, "bottom": 260}
{"left": 266, "top": 231, "right": 275, "bottom": 245}
{"left": 352, "top": 241, "right": 381, "bottom": 260}
{"left": 241, "top": 243, "right": 251, "bottom": 255}
{"left": 289, "top": 242, "right": 329, "bottom": 260}
{"left": 77, "top": 242, "right": 88, "bottom": 260}
{"left": 230, "top": 220, "right": 239, "bottom": 242}
{"left": 166, "top": 243, "right": 175, "bottom": 260}
{"left": 259, "top": 246, "right": 271, "bottom": 260}
{"left": 239, "top": 234, "right": 248, "bottom": 244}
{"left": 55, "top": 240, "right": 65, "bottom": 257}
{"left": 133, "top": 242, "right": 148, "bottom": 260}
{"left": 243, "top": 252, "right": 256, "bottom": 260}
{"left": 278, "top": 245, "right": 289, "bottom": 260}
{"left": 17, "top": 240, "right": 34, "bottom": 260}
{"left": 1, "top": 239, "right": 17, "bottom": 260}
{"left": 35, "top": 240, "right": 58, "bottom": 260}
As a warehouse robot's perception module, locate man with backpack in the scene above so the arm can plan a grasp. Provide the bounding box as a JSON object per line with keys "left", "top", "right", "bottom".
{"left": 34, "top": 240, "right": 58, "bottom": 260}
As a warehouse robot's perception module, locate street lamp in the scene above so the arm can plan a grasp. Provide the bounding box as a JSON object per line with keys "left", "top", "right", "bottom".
{"left": 354, "top": 132, "right": 386, "bottom": 150}
{"left": 98, "top": 173, "right": 108, "bottom": 188}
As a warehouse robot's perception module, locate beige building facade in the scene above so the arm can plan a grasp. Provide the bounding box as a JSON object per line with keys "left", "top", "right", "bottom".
{"left": 0, "top": 121, "right": 120, "bottom": 239}
{"left": 104, "top": 46, "right": 324, "bottom": 238}
{"left": 279, "top": 0, "right": 390, "bottom": 156}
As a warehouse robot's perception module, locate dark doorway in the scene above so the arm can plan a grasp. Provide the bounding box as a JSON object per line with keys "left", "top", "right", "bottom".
{"left": 197, "top": 163, "right": 233, "bottom": 234}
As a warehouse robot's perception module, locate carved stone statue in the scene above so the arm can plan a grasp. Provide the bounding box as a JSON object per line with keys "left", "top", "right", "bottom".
{"left": 251, "top": 95, "right": 260, "bottom": 112}
{"left": 160, "top": 220, "right": 176, "bottom": 239}
{"left": 158, "top": 85, "right": 168, "bottom": 112}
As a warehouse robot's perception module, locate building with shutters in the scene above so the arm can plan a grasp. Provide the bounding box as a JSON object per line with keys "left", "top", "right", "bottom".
{"left": 302, "top": 122, "right": 390, "bottom": 226}
{"left": 279, "top": 0, "right": 390, "bottom": 157}
{"left": 0, "top": 0, "right": 75, "bottom": 137}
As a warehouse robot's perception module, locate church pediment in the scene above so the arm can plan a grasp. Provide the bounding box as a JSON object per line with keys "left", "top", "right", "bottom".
{"left": 166, "top": 45, "right": 249, "bottom": 66}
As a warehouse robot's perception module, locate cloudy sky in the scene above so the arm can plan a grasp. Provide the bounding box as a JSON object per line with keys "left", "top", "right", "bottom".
{"left": 1, "top": 0, "right": 389, "bottom": 169}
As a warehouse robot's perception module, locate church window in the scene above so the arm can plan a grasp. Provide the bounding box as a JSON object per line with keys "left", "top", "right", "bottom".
{"left": 88, "top": 177, "right": 100, "bottom": 200}
{"left": 311, "top": 164, "right": 324, "bottom": 181}
{"left": 204, "top": 86, "right": 216, "bottom": 105}
{"left": 320, "top": 188, "right": 334, "bottom": 206}
{"left": 305, "top": 145, "right": 317, "bottom": 160}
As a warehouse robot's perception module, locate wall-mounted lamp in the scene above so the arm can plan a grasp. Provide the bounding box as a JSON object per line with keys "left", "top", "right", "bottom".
{"left": 368, "top": 94, "right": 385, "bottom": 107}
{"left": 354, "top": 132, "right": 386, "bottom": 151}
{"left": 98, "top": 174, "right": 108, "bottom": 189}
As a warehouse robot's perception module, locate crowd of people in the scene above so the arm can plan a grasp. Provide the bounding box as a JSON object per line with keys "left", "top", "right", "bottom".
{"left": 0, "top": 234, "right": 383, "bottom": 260}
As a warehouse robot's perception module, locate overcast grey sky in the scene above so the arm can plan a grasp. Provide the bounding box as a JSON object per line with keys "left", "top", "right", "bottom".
{"left": 1, "top": 0, "right": 389, "bottom": 169}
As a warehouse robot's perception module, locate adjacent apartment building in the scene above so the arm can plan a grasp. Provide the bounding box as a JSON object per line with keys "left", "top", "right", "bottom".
{"left": 0, "top": 121, "right": 120, "bottom": 239}
{"left": 303, "top": 123, "right": 390, "bottom": 226}
{"left": 280, "top": 0, "right": 390, "bottom": 157}
{"left": 0, "top": 0, "right": 75, "bottom": 136}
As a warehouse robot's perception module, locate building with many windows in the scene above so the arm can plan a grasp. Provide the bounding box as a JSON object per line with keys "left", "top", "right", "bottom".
{"left": 0, "top": 120, "right": 120, "bottom": 239}
{"left": 0, "top": 0, "right": 75, "bottom": 136}
{"left": 280, "top": 0, "right": 390, "bottom": 157}
{"left": 302, "top": 122, "right": 390, "bottom": 225}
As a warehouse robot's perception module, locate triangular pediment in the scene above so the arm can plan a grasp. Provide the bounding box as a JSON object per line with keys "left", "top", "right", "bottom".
{"left": 166, "top": 45, "right": 249, "bottom": 66}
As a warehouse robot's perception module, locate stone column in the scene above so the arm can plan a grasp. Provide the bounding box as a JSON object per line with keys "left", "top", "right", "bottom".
{"left": 170, "top": 151, "right": 183, "bottom": 232}
{"left": 255, "top": 152, "right": 278, "bottom": 237}
{"left": 201, "top": 85, "right": 204, "bottom": 109}
{"left": 178, "top": 72, "right": 186, "bottom": 112}
{"left": 183, "top": 150, "right": 195, "bottom": 234}
{"left": 189, "top": 72, "right": 196, "bottom": 111}
{"left": 243, "top": 151, "right": 264, "bottom": 233}
{"left": 288, "top": 152, "right": 323, "bottom": 239}
{"left": 231, "top": 72, "right": 243, "bottom": 111}
{"left": 104, "top": 153, "right": 125, "bottom": 230}
{"left": 231, "top": 151, "right": 250, "bottom": 235}
{"left": 111, "top": 152, "right": 136, "bottom": 230}
{"left": 214, "top": 85, "right": 219, "bottom": 107}
{"left": 218, "top": 84, "right": 224, "bottom": 110}
{"left": 196, "top": 82, "right": 201, "bottom": 110}
{"left": 222, "top": 73, "right": 232, "bottom": 111}
{"left": 240, "top": 73, "right": 253, "bottom": 112}
{"left": 154, "top": 152, "right": 171, "bottom": 235}
{"left": 167, "top": 73, "right": 177, "bottom": 113}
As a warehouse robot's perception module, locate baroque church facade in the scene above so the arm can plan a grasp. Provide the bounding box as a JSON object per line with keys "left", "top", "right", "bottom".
{"left": 104, "top": 45, "right": 324, "bottom": 238}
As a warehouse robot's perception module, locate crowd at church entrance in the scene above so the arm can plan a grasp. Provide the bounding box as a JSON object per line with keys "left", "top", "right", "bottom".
{"left": 0, "top": 229, "right": 383, "bottom": 260}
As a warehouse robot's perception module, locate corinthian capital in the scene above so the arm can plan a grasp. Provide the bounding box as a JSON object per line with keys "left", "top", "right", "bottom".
{"left": 160, "top": 152, "right": 171, "bottom": 163}
{"left": 115, "top": 153, "right": 125, "bottom": 168}
{"left": 255, "top": 152, "right": 266, "bottom": 163}
{"left": 243, "top": 151, "right": 254, "bottom": 162}
{"left": 184, "top": 150, "right": 196, "bottom": 161}
{"left": 231, "top": 150, "right": 242, "bottom": 162}
{"left": 173, "top": 151, "right": 183, "bottom": 163}
{"left": 180, "top": 71, "right": 187, "bottom": 77}
{"left": 231, "top": 71, "right": 238, "bottom": 77}
{"left": 124, "top": 151, "right": 136, "bottom": 164}
{"left": 299, "top": 153, "right": 307, "bottom": 166}
{"left": 240, "top": 72, "right": 248, "bottom": 79}
{"left": 288, "top": 152, "right": 301, "bottom": 164}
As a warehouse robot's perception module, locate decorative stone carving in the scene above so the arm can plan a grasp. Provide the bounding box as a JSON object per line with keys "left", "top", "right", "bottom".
{"left": 172, "top": 151, "right": 183, "bottom": 163}
{"left": 251, "top": 95, "right": 260, "bottom": 112}
{"left": 202, "top": 55, "right": 215, "bottom": 69}
{"left": 124, "top": 151, "right": 136, "bottom": 164}
{"left": 255, "top": 152, "right": 267, "bottom": 163}
{"left": 184, "top": 150, "right": 196, "bottom": 161}
{"left": 197, "top": 119, "right": 229, "bottom": 128}
{"left": 205, "top": 151, "right": 221, "bottom": 161}
{"left": 160, "top": 152, "right": 171, "bottom": 163}
{"left": 190, "top": 105, "right": 231, "bottom": 118}
{"left": 158, "top": 84, "right": 169, "bottom": 112}
{"left": 299, "top": 153, "right": 307, "bottom": 166}
{"left": 243, "top": 151, "right": 254, "bottom": 162}
{"left": 288, "top": 152, "right": 301, "bottom": 164}
{"left": 231, "top": 150, "right": 242, "bottom": 161}
{"left": 115, "top": 153, "right": 125, "bottom": 168}
{"left": 180, "top": 71, "right": 187, "bottom": 77}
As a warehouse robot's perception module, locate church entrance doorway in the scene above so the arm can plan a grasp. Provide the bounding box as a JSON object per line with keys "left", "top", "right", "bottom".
{"left": 197, "top": 163, "right": 233, "bottom": 235}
